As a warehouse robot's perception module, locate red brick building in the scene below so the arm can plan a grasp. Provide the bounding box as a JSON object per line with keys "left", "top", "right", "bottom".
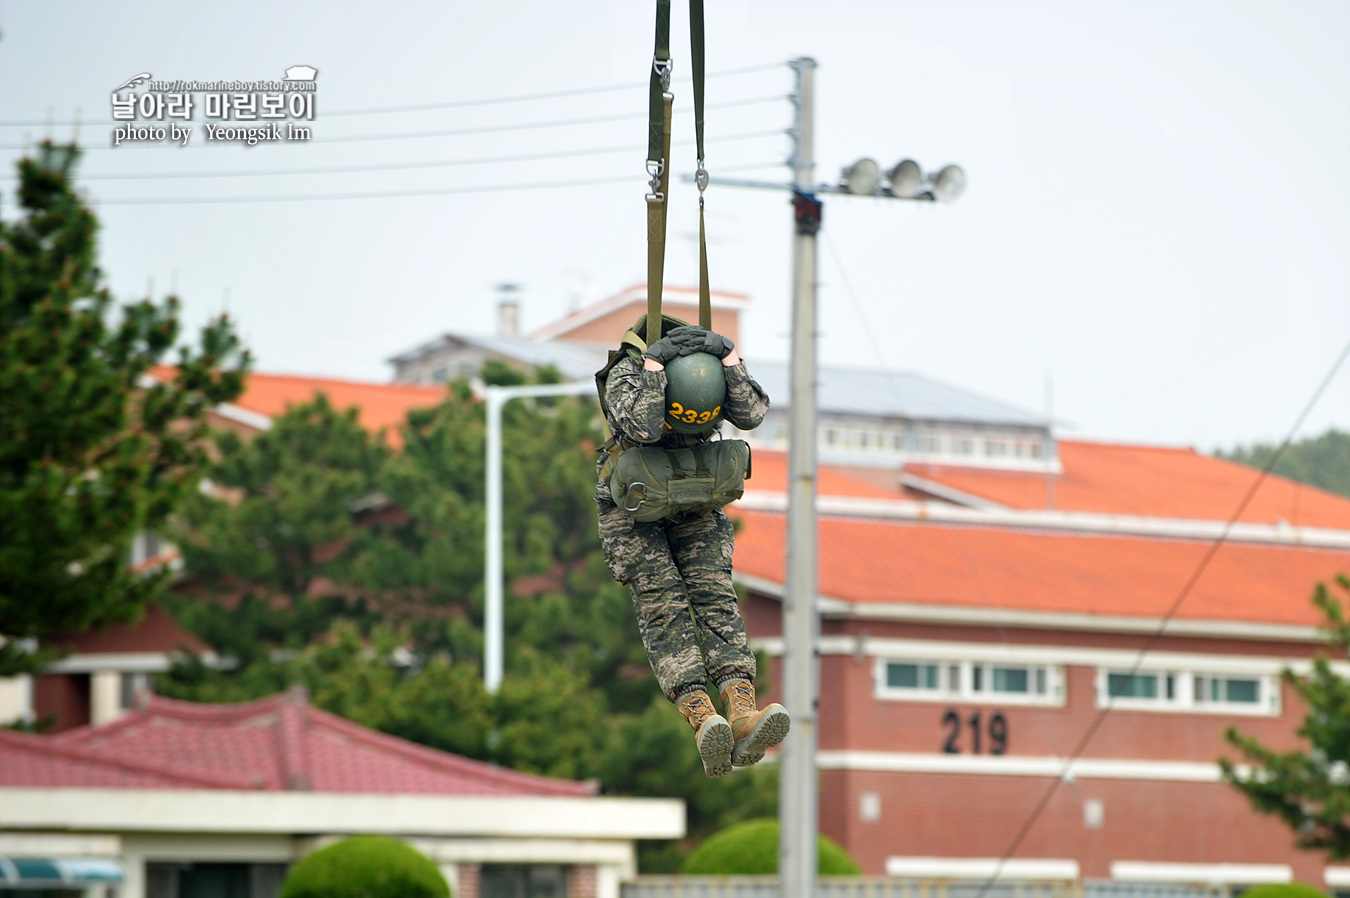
{"left": 732, "top": 443, "right": 1350, "bottom": 890}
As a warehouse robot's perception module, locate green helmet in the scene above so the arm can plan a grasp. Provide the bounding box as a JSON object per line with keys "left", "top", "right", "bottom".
{"left": 664, "top": 352, "right": 727, "bottom": 434}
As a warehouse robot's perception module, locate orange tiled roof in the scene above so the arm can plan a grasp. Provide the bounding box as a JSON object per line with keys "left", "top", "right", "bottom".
{"left": 904, "top": 440, "right": 1350, "bottom": 528}
{"left": 746, "top": 450, "right": 900, "bottom": 499}
{"left": 732, "top": 509, "right": 1348, "bottom": 628}
{"left": 152, "top": 366, "right": 447, "bottom": 447}
{"left": 232, "top": 372, "right": 446, "bottom": 442}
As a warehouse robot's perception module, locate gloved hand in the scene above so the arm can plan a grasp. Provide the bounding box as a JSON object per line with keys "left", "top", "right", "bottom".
{"left": 643, "top": 334, "right": 682, "bottom": 365}
{"left": 666, "top": 325, "right": 735, "bottom": 359}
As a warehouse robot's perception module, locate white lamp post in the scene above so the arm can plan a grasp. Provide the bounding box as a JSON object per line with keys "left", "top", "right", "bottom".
{"left": 483, "top": 379, "right": 594, "bottom": 694}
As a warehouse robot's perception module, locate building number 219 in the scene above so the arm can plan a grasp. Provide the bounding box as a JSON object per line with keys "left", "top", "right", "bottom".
{"left": 941, "top": 710, "right": 1008, "bottom": 755}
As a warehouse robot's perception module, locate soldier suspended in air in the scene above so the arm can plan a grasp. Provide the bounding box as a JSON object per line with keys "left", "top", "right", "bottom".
{"left": 595, "top": 319, "right": 790, "bottom": 777}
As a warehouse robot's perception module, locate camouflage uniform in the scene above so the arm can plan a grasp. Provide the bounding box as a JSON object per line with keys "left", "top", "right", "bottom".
{"left": 596, "top": 354, "right": 770, "bottom": 703}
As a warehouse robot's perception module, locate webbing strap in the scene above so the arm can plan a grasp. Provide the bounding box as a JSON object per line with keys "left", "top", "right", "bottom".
{"left": 646, "top": 0, "right": 712, "bottom": 339}
{"left": 647, "top": 94, "right": 673, "bottom": 345}
{"left": 690, "top": 1, "right": 710, "bottom": 329}
{"left": 690, "top": 0, "right": 706, "bottom": 165}
{"left": 698, "top": 201, "right": 711, "bottom": 328}
{"left": 648, "top": 0, "right": 671, "bottom": 164}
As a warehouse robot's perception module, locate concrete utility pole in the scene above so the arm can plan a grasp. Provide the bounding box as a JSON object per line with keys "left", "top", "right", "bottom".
{"left": 484, "top": 379, "right": 594, "bottom": 694}
{"left": 687, "top": 56, "right": 965, "bottom": 897}
{"left": 781, "top": 56, "right": 821, "bottom": 898}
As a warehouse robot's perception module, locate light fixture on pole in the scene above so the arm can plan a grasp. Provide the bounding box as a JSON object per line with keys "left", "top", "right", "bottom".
{"left": 841, "top": 157, "right": 881, "bottom": 196}
{"left": 887, "top": 159, "right": 923, "bottom": 198}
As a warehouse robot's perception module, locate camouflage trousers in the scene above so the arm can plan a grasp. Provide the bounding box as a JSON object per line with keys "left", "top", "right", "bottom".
{"left": 597, "top": 498, "right": 757, "bottom": 703}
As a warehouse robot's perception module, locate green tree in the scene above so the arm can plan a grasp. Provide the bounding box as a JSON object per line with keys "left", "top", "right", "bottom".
{"left": 680, "top": 819, "right": 861, "bottom": 875}
{"left": 1218, "top": 429, "right": 1350, "bottom": 499}
{"left": 0, "top": 142, "right": 247, "bottom": 676}
{"left": 166, "top": 393, "right": 387, "bottom": 667}
{"left": 1221, "top": 575, "right": 1350, "bottom": 858}
{"left": 161, "top": 363, "right": 776, "bottom": 868}
{"left": 280, "top": 836, "right": 449, "bottom": 898}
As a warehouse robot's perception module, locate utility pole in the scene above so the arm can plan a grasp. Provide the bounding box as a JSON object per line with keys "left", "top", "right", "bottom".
{"left": 678, "top": 57, "right": 964, "bottom": 897}
{"left": 484, "top": 379, "right": 594, "bottom": 694}
{"left": 781, "top": 56, "right": 820, "bottom": 898}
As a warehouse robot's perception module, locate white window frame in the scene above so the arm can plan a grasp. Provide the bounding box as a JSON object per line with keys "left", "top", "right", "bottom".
{"left": 1095, "top": 667, "right": 1279, "bottom": 716}
{"left": 877, "top": 658, "right": 1064, "bottom": 706}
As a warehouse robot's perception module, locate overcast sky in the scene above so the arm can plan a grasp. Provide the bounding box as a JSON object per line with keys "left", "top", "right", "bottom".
{"left": 1, "top": 1, "right": 1346, "bottom": 452}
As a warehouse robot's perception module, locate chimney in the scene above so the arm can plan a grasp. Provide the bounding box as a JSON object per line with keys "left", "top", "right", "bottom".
{"left": 495, "top": 283, "right": 521, "bottom": 338}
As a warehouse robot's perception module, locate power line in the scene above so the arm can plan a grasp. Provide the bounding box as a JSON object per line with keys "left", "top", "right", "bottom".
{"left": 0, "top": 129, "right": 783, "bottom": 182}
{"left": 0, "top": 95, "right": 785, "bottom": 152}
{"left": 86, "top": 173, "right": 636, "bottom": 205}
{"left": 972, "top": 331, "right": 1350, "bottom": 898}
{"left": 0, "top": 61, "right": 785, "bottom": 127}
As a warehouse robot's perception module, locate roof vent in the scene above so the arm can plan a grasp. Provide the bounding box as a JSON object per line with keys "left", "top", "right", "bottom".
{"left": 495, "top": 283, "right": 521, "bottom": 338}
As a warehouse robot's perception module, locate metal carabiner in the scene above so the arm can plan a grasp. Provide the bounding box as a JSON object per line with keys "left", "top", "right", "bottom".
{"left": 622, "top": 482, "right": 649, "bottom": 514}
{"left": 694, "top": 166, "right": 709, "bottom": 194}
{"left": 645, "top": 159, "right": 666, "bottom": 201}
{"left": 653, "top": 58, "right": 673, "bottom": 93}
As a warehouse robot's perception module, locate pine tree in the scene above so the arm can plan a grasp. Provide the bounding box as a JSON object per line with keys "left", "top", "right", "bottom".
{"left": 0, "top": 142, "right": 249, "bottom": 676}
{"left": 1221, "top": 575, "right": 1350, "bottom": 858}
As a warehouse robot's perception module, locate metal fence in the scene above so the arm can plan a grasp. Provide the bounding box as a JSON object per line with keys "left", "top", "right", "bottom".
{"left": 623, "top": 877, "right": 1228, "bottom": 898}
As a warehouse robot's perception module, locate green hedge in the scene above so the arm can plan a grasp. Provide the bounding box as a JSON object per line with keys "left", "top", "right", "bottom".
{"left": 1238, "top": 885, "right": 1328, "bottom": 898}
{"left": 681, "top": 819, "right": 861, "bottom": 875}
{"left": 280, "top": 836, "right": 450, "bottom": 898}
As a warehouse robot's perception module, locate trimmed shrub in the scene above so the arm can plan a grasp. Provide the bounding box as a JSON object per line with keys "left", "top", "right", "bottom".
{"left": 280, "top": 835, "right": 450, "bottom": 898}
{"left": 1238, "top": 886, "right": 1328, "bottom": 898}
{"left": 681, "top": 819, "right": 861, "bottom": 875}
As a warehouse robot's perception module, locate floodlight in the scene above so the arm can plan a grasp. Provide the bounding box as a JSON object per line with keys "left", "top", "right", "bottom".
{"left": 931, "top": 164, "right": 966, "bottom": 203}
{"left": 887, "top": 159, "right": 923, "bottom": 198}
{"left": 842, "top": 157, "right": 881, "bottom": 196}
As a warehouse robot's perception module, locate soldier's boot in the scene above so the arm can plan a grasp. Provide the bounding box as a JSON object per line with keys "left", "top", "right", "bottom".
{"left": 721, "top": 679, "right": 791, "bottom": 768}
{"left": 677, "top": 690, "right": 734, "bottom": 778}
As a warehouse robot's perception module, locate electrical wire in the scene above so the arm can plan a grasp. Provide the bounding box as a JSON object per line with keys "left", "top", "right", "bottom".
{"left": 971, "top": 331, "right": 1350, "bottom": 898}
{"left": 822, "top": 230, "right": 1020, "bottom": 660}
{"left": 86, "top": 174, "right": 634, "bottom": 205}
{"left": 0, "top": 61, "right": 785, "bottom": 126}
{"left": 0, "top": 130, "right": 782, "bottom": 182}
{"left": 0, "top": 95, "right": 785, "bottom": 152}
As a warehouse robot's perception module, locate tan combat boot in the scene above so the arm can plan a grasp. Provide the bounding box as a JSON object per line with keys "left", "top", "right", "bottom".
{"left": 720, "top": 680, "right": 791, "bottom": 768}
{"left": 677, "top": 691, "right": 734, "bottom": 778}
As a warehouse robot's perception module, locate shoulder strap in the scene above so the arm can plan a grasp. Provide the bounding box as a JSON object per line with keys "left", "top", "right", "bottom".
{"left": 647, "top": 1, "right": 674, "bottom": 344}
{"left": 594, "top": 330, "right": 650, "bottom": 444}
{"left": 690, "top": 0, "right": 711, "bottom": 330}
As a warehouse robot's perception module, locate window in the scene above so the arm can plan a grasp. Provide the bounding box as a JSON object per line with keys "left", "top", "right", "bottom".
{"left": 1196, "top": 674, "right": 1261, "bottom": 706}
{"left": 888, "top": 663, "right": 932, "bottom": 689}
{"left": 884, "top": 661, "right": 946, "bottom": 694}
{"left": 879, "top": 659, "right": 1060, "bottom": 705}
{"left": 120, "top": 671, "right": 152, "bottom": 709}
{"left": 481, "top": 865, "right": 568, "bottom": 898}
{"left": 1107, "top": 672, "right": 1158, "bottom": 699}
{"left": 971, "top": 662, "right": 1054, "bottom": 701}
{"left": 1098, "top": 668, "right": 1276, "bottom": 714}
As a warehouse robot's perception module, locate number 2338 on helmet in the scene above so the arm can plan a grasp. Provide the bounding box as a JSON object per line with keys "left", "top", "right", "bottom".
{"left": 663, "top": 352, "right": 727, "bottom": 434}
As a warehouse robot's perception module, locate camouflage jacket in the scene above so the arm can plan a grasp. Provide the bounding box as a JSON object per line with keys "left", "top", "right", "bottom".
{"left": 596, "top": 354, "right": 770, "bottom": 500}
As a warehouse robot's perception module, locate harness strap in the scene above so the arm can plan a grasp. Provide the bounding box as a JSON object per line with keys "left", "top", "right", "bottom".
{"left": 698, "top": 199, "right": 711, "bottom": 329}
{"left": 690, "top": 0, "right": 706, "bottom": 166}
{"left": 647, "top": 1, "right": 674, "bottom": 344}
{"left": 690, "top": 0, "right": 712, "bottom": 330}
{"left": 647, "top": 0, "right": 671, "bottom": 166}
